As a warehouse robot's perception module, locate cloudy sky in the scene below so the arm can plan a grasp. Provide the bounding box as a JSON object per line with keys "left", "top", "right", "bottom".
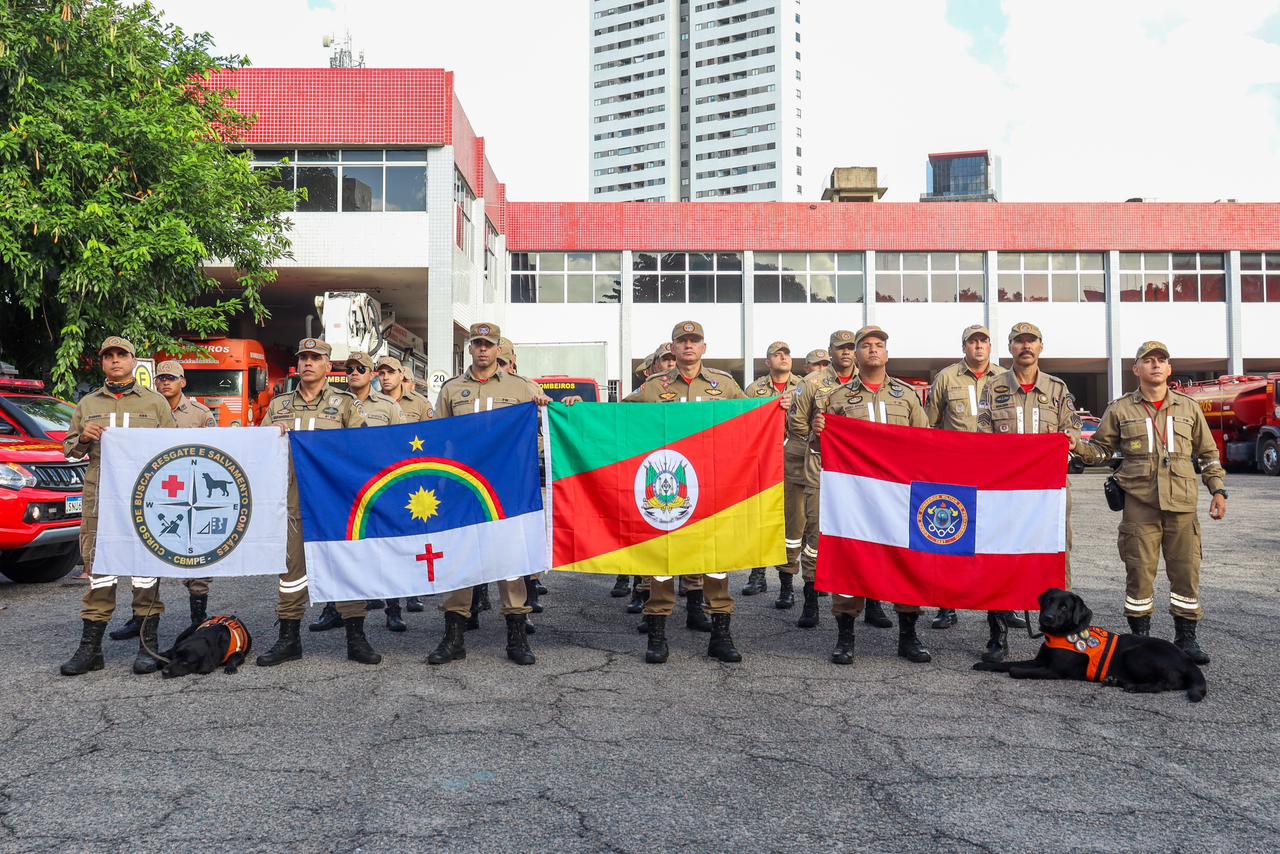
{"left": 152, "top": 0, "right": 1280, "bottom": 203}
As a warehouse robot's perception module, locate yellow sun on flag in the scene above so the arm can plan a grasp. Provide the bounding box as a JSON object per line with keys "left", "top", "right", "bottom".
{"left": 405, "top": 487, "right": 441, "bottom": 523}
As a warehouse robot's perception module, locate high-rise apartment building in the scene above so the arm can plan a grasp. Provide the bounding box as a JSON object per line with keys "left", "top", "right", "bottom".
{"left": 589, "top": 0, "right": 804, "bottom": 201}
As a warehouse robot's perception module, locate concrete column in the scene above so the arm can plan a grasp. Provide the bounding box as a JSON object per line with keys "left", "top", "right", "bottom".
{"left": 984, "top": 250, "right": 997, "bottom": 332}
{"left": 426, "top": 147, "right": 458, "bottom": 387}
{"left": 863, "top": 250, "right": 876, "bottom": 328}
{"left": 620, "top": 250, "right": 634, "bottom": 398}
{"left": 1227, "top": 250, "right": 1244, "bottom": 375}
{"left": 1105, "top": 250, "right": 1123, "bottom": 400}
{"left": 742, "top": 250, "right": 755, "bottom": 385}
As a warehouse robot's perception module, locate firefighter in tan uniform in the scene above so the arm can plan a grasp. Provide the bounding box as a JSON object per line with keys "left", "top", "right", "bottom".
{"left": 627, "top": 320, "right": 746, "bottom": 664}
{"left": 812, "top": 326, "right": 934, "bottom": 665}
{"left": 427, "top": 322, "right": 550, "bottom": 667}
{"left": 741, "top": 341, "right": 801, "bottom": 606}
{"left": 804, "top": 348, "right": 830, "bottom": 374}
{"left": 256, "top": 338, "right": 377, "bottom": 668}
{"left": 789, "top": 331, "right": 894, "bottom": 632}
{"left": 1075, "top": 341, "right": 1226, "bottom": 664}
{"left": 977, "top": 322, "right": 1082, "bottom": 663}
{"left": 61, "top": 337, "right": 177, "bottom": 677}
{"left": 376, "top": 356, "right": 434, "bottom": 423}
{"left": 923, "top": 326, "right": 1028, "bottom": 637}
{"left": 497, "top": 337, "right": 549, "bottom": 616}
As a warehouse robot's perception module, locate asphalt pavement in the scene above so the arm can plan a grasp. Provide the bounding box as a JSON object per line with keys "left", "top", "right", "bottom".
{"left": 1, "top": 470, "right": 1277, "bottom": 853}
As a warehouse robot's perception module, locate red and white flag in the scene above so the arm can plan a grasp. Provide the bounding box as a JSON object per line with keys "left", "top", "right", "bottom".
{"left": 816, "top": 417, "right": 1068, "bottom": 611}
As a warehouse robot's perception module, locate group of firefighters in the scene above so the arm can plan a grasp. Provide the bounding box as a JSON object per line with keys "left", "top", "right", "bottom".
{"left": 57, "top": 316, "right": 1228, "bottom": 677}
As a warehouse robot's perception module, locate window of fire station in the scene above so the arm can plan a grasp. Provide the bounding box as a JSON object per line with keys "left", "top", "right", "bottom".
{"left": 509, "top": 253, "right": 623, "bottom": 304}
{"left": 753, "top": 252, "right": 863, "bottom": 303}
{"left": 1241, "top": 253, "right": 1280, "bottom": 302}
{"left": 1117, "top": 253, "right": 1225, "bottom": 302}
{"left": 996, "top": 253, "right": 1105, "bottom": 303}
{"left": 250, "top": 149, "right": 428, "bottom": 212}
{"left": 633, "top": 252, "right": 743, "bottom": 303}
{"left": 454, "top": 169, "right": 476, "bottom": 255}
{"left": 874, "top": 253, "right": 983, "bottom": 303}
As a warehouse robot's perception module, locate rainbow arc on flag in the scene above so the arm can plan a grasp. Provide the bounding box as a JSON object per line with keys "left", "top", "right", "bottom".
{"left": 546, "top": 399, "right": 785, "bottom": 576}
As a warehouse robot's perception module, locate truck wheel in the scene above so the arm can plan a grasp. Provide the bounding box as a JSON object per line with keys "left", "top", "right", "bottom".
{"left": 1261, "top": 438, "right": 1280, "bottom": 476}
{"left": 0, "top": 546, "right": 80, "bottom": 584}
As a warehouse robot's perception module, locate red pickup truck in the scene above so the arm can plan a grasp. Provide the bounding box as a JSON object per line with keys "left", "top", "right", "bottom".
{"left": 0, "top": 436, "right": 86, "bottom": 582}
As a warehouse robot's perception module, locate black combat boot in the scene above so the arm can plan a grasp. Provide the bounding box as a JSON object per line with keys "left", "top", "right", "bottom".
{"left": 774, "top": 571, "right": 795, "bottom": 609}
{"left": 188, "top": 594, "right": 208, "bottom": 628}
{"left": 132, "top": 616, "right": 162, "bottom": 675}
{"left": 741, "top": 568, "right": 767, "bottom": 596}
{"left": 475, "top": 584, "right": 492, "bottom": 612}
{"left": 636, "top": 614, "right": 651, "bottom": 634}
{"left": 864, "top": 599, "right": 893, "bottom": 629}
{"left": 896, "top": 612, "right": 932, "bottom": 663}
{"left": 345, "top": 617, "right": 382, "bottom": 665}
{"left": 108, "top": 614, "right": 142, "bottom": 641}
{"left": 405, "top": 596, "right": 425, "bottom": 613}
{"left": 256, "top": 619, "right": 302, "bottom": 667}
{"left": 427, "top": 612, "right": 467, "bottom": 664}
{"left": 364, "top": 599, "right": 385, "bottom": 611}
{"left": 1174, "top": 616, "right": 1210, "bottom": 665}
{"left": 309, "top": 602, "right": 344, "bottom": 632}
{"left": 797, "top": 581, "right": 819, "bottom": 628}
{"left": 465, "top": 589, "right": 481, "bottom": 631}
{"left": 385, "top": 599, "right": 406, "bottom": 633}
{"left": 685, "top": 589, "right": 712, "bottom": 632}
{"left": 645, "top": 614, "right": 669, "bottom": 664}
{"left": 930, "top": 608, "right": 957, "bottom": 630}
{"left": 980, "top": 611, "right": 1008, "bottom": 663}
{"left": 831, "top": 613, "right": 856, "bottom": 665}
{"left": 1001, "top": 611, "right": 1028, "bottom": 630}
{"left": 707, "top": 614, "right": 742, "bottom": 663}
{"left": 533, "top": 577, "right": 548, "bottom": 595}
{"left": 611, "top": 574, "right": 631, "bottom": 597}
{"left": 505, "top": 614, "right": 536, "bottom": 665}
{"left": 525, "top": 576, "right": 543, "bottom": 614}
{"left": 60, "top": 619, "right": 107, "bottom": 676}
{"left": 1127, "top": 614, "right": 1151, "bottom": 636}
{"left": 626, "top": 581, "right": 649, "bottom": 614}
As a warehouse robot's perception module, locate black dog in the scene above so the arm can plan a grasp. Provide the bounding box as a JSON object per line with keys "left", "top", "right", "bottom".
{"left": 973, "top": 589, "right": 1207, "bottom": 702}
{"left": 160, "top": 616, "right": 252, "bottom": 678}
{"left": 202, "top": 471, "right": 232, "bottom": 497}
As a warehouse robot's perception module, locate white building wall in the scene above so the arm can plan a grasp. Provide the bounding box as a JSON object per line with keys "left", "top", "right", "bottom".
{"left": 277, "top": 213, "right": 430, "bottom": 267}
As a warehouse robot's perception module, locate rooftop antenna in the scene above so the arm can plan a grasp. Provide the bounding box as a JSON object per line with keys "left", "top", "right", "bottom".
{"left": 323, "top": 31, "right": 365, "bottom": 68}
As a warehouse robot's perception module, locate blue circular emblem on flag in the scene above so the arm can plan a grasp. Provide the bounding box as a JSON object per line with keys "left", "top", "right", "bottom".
{"left": 916, "top": 493, "right": 969, "bottom": 546}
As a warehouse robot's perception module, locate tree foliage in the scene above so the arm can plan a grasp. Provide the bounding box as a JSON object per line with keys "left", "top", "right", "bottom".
{"left": 0, "top": 0, "right": 294, "bottom": 394}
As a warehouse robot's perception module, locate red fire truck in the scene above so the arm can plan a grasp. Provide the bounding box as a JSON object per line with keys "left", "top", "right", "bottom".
{"left": 159, "top": 338, "right": 288, "bottom": 427}
{"left": 1177, "top": 374, "right": 1280, "bottom": 474}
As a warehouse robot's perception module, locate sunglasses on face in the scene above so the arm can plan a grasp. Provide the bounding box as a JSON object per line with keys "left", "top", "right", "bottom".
{"left": 155, "top": 375, "right": 179, "bottom": 383}
{"left": 345, "top": 365, "right": 370, "bottom": 375}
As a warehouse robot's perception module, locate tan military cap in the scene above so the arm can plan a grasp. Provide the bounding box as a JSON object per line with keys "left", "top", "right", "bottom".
{"left": 636, "top": 354, "right": 654, "bottom": 376}
{"left": 653, "top": 342, "right": 674, "bottom": 360}
{"left": 1008, "top": 322, "right": 1043, "bottom": 343}
{"left": 375, "top": 355, "right": 403, "bottom": 372}
{"left": 766, "top": 340, "right": 790, "bottom": 357}
{"left": 469, "top": 322, "right": 501, "bottom": 344}
{"left": 829, "top": 330, "right": 857, "bottom": 349}
{"left": 806, "top": 349, "right": 830, "bottom": 365}
{"left": 98, "top": 336, "right": 136, "bottom": 356}
{"left": 497, "top": 336, "right": 517, "bottom": 364}
{"left": 345, "top": 351, "right": 375, "bottom": 369}
{"left": 671, "top": 320, "right": 705, "bottom": 341}
{"left": 853, "top": 325, "right": 889, "bottom": 347}
{"left": 155, "top": 360, "right": 185, "bottom": 378}
{"left": 961, "top": 324, "right": 991, "bottom": 344}
{"left": 296, "top": 337, "right": 332, "bottom": 356}
{"left": 1135, "top": 340, "right": 1170, "bottom": 360}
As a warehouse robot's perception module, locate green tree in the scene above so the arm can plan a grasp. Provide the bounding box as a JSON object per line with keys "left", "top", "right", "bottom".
{"left": 0, "top": 0, "right": 294, "bottom": 394}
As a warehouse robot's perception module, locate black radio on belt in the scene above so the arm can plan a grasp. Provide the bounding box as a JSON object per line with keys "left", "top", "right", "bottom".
{"left": 1103, "top": 475, "right": 1125, "bottom": 512}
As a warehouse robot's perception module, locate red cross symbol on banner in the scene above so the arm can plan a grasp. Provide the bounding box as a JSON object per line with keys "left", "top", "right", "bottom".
{"left": 416, "top": 543, "right": 444, "bottom": 582}
{"left": 161, "top": 474, "right": 185, "bottom": 499}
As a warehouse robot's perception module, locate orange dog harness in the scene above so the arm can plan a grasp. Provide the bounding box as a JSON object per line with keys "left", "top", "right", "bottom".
{"left": 1044, "top": 626, "right": 1119, "bottom": 682}
{"left": 197, "top": 615, "right": 251, "bottom": 664}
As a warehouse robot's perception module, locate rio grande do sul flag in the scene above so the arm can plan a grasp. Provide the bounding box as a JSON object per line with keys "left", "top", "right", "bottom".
{"left": 817, "top": 417, "right": 1068, "bottom": 611}
{"left": 290, "top": 404, "right": 547, "bottom": 603}
{"left": 546, "top": 399, "right": 785, "bottom": 576}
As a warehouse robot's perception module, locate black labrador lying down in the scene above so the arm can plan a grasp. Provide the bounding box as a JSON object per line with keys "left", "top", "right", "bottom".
{"left": 160, "top": 615, "right": 252, "bottom": 678}
{"left": 973, "top": 589, "right": 1207, "bottom": 702}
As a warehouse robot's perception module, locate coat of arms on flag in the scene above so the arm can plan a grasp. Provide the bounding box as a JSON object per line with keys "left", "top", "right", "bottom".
{"left": 291, "top": 404, "right": 548, "bottom": 602}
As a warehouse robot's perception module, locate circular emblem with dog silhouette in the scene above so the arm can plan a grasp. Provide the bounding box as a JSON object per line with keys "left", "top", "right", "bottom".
{"left": 132, "top": 445, "right": 252, "bottom": 568}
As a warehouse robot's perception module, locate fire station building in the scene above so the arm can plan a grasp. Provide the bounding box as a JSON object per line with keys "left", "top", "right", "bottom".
{"left": 209, "top": 68, "right": 1280, "bottom": 414}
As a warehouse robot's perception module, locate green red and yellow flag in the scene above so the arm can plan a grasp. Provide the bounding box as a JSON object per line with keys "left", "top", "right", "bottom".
{"left": 546, "top": 399, "right": 785, "bottom": 575}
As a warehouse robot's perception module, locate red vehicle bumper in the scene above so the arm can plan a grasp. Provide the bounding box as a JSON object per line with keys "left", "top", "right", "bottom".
{"left": 0, "top": 486, "right": 82, "bottom": 558}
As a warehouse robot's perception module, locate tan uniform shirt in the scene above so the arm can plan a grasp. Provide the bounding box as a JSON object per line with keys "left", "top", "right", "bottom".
{"left": 823, "top": 375, "right": 931, "bottom": 428}
{"left": 746, "top": 374, "right": 803, "bottom": 483}
{"left": 926, "top": 361, "right": 996, "bottom": 432}
{"left": 64, "top": 384, "right": 176, "bottom": 502}
{"left": 395, "top": 389, "right": 434, "bottom": 422}
{"left": 265, "top": 387, "right": 367, "bottom": 510}
{"left": 789, "top": 366, "right": 856, "bottom": 488}
{"left": 977, "top": 368, "right": 1082, "bottom": 447}
{"left": 354, "top": 389, "right": 405, "bottom": 426}
{"left": 435, "top": 367, "right": 540, "bottom": 418}
{"left": 626, "top": 366, "right": 747, "bottom": 403}
{"left": 1077, "top": 390, "right": 1225, "bottom": 512}
{"left": 171, "top": 395, "right": 216, "bottom": 429}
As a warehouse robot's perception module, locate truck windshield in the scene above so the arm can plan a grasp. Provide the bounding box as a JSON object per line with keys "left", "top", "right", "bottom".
{"left": 183, "top": 370, "right": 243, "bottom": 397}
{"left": 5, "top": 396, "right": 74, "bottom": 432}
{"left": 535, "top": 379, "right": 600, "bottom": 402}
